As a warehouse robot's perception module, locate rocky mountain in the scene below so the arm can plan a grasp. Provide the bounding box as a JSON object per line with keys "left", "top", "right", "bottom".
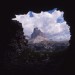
{"left": 29, "top": 27, "right": 49, "bottom": 44}
{"left": 31, "top": 27, "right": 46, "bottom": 39}
{"left": 28, "top": 27, "right": 69, "bottom": 51}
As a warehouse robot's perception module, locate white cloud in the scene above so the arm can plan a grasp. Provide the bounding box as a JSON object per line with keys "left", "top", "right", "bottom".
{"left": 12, "top": 8, "right": 71, "bottom": 41}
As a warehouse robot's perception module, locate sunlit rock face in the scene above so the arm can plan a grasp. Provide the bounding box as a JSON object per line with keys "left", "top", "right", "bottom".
{"left": 12, "top": 8, "right": 71, "bottom": 52}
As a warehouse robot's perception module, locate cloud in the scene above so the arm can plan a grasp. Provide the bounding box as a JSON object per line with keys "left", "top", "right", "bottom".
{"left": 12, "top": 8, "right": 71, "bottom": 41}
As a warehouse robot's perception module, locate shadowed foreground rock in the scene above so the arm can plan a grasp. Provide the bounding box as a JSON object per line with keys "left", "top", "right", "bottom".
{"left": 4, "top": 22, "right": 69, "bottom": 66}
{"left": 2, "top": 21, "right": 71, "bottom": 75}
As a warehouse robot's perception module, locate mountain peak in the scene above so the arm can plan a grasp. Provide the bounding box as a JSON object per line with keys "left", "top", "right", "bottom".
{"left": 28, "top": 27, "right": 48, "bottom": 44}
{"left": 31, "top": 27, "right": 46, "bottom": 39}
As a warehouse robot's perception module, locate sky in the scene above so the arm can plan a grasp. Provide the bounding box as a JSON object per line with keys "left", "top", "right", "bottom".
{"left": 12, "top": 8, "right": 71, "bottom": 41}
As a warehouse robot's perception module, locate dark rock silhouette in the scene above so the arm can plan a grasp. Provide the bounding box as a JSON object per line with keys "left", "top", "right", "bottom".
{"left": 9, "top": 22, "right": 28, "bottom": 51}
{"left": 4, "top": 22, "right": 28, "bottom": 66}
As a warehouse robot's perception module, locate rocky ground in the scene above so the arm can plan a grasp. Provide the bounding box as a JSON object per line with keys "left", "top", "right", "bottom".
{"left": 3, "top": 22, "right": 69, "bottom": 71}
